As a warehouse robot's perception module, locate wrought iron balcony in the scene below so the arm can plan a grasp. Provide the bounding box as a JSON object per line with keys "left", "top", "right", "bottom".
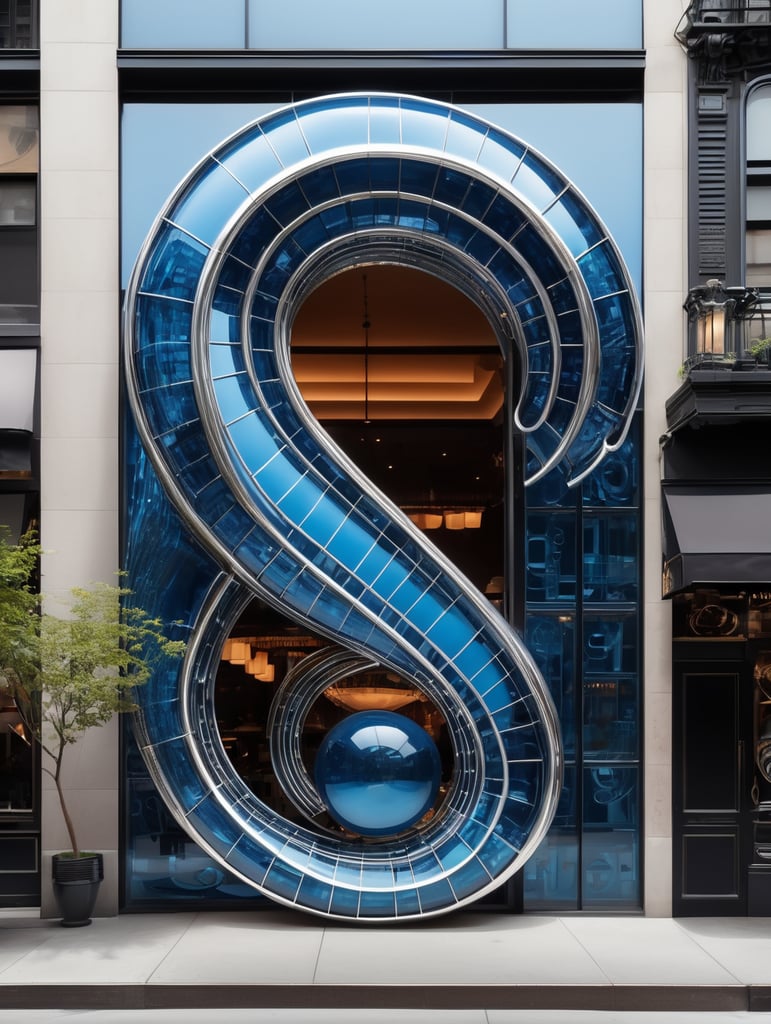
{"left": 676, "top": 1, "right": 771, "bottom": 77}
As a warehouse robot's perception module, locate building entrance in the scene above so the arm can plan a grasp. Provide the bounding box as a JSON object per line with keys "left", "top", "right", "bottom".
{"left": 672, "top": 590, "right": 771, "bottom": 915}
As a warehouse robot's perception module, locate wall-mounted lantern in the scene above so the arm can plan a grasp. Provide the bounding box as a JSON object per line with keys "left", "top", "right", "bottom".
{"left": 683, "top": 279, "right": 757, "bottom": 366}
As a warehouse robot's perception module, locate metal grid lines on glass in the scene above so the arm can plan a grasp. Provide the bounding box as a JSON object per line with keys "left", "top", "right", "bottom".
{"left": 522, "top": 413, "right": 642, "bottom": 910}
{"left": 123, "top": 93, "right": 642, "bottom": 921}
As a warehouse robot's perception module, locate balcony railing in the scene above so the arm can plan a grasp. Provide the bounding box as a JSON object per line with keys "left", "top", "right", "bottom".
{"left": 0, "top": 1, "right": 37, "bottom": 50}
{"left": 677, "top": 0, "right": 771, "bottom": 33}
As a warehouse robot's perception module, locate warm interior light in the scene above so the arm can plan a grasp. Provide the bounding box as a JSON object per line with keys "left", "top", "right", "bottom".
{"left": 252, "top": 663, "right": 275, "bottom": 682}
{"left": 245, "top": 650, "right": 268, "bottom": 675}
{"left": 324, "top": 685, "right": 423, "bottom": 712}
{"left": 409, "top": 512, "right": 443, "bottom": 530}
{"left": 228, "top": 639, "right": 252, "bottom": 664}
{"left": 464, "top": 510, "right": 482, "bottom": 529}
{"left": 444, "top": 511, "right": 465, "bottom": 530}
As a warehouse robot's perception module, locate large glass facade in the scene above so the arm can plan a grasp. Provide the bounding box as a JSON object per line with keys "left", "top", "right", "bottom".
{"left": 121, "top": 93, "right": 642, "bottom": 917}
{"left": 120, "top": 0, "right": 643, "bottom": 50}
{"left": 522, "top": 416, "right": 641, "bottom": 909}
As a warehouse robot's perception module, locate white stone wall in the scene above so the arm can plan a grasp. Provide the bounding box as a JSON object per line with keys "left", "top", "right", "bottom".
{"left": 39, "top": 0, "right": 120, "bottom": 916}
{"left": 642, "top": 0, "right": 689, "bottom": 916}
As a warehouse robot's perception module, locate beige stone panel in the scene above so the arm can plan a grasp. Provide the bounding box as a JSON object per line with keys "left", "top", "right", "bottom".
{"left": 645, "top": 690, "right": 672, "bottom": 767}
{"left": 41, "top": 169, "right": 117, "bottom": 222}
{"left": 41, "top": 361, "right": 118, "bottom": 439}
{"left": 645, "top": 40, "right": 688, "bottom": 96}
{"left": 644, "top": 593, "right": 673, "bottom": 694}
{"left": 40, "top": 291, "right": 119, "bottom": 365}
{"left": 646, "top": 216, "right": 685, "bottom": 295}
{"left": 40, "top": 0, "right": 118, "bottom": 45}
{"left": 642, "top": 290, "right": 686, "bottom": 380}
{"left": 38, "top": 510, "right": 119, "bottom": 593}
{"left": 42, "top": 218, "right": 119, "bottom": 295}
{"left": 646, "top": 166, "right": 685, "bottom": 221}
{"left": 41, "top": 435, "right": 118, "bottom": 513}
{"left": 39, "top": 92, "right": 118, "bottom": 173}
{"left": 40, "top": 718, "right": 119, "bottom": 794}
{"left": 645, "top": 92, "right": 685, "bottom": 172}
{"left": 40, "top": 42, "right": 117, "bottom": 93}
{"left": 644, "top": 836, "right": 673, "bottom": 916}
{"left": 646, "top": 762, "right": 673, "bottom": 840}
{"left": 41, "top": 785, "right": 118, "bottom": 854}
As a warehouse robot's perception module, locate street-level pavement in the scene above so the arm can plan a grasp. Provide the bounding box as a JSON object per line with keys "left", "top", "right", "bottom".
{"left": 1, "top": 909, "right": 771, "bottom": 1015}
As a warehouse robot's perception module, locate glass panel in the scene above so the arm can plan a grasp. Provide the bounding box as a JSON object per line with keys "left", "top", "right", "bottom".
{"left": 125, "top": 765, "right": 263, "bottom": 905}
{"left": 0, "top": 682, "right": 33, "bottom": 813}
{"left": 0, "top": 494, "right": 26, "bottom": 540}
{"left": 583, "top": 677, "right": 638, "bottom": 760}
{"left": 582, "top": 513, "right": 638, "bottom": 603}
{"left": 506, "top": 0, "right": 642, "bottom": 49}
{"left": 121, "top": 0, "right": 246, "bottom": 47}
{"left": 0, "top": 1, "right": 35, "bottom": 48}
{"left": 0, "top": 349, "right": 35, "bottom": 431}
{"left": 582, "top": 766, "right": 639, "bottom": 907}
{"left": 747, "top": 228, "right": 771, "bottom": 287}
{"left": 523, "top": 764, "right": 578, "bottom": 909}
{"left": 582, "top": 613, "right": 636, "bottom": 675}
{"left": 748, "top": 85, "right": 771, "bottom": 162}
{"left": 525, "top": 613, "right": 576, "bottom": 757}
{"left": 582, "top": 417, "right": 640, "bottom": 508}
{"left": 248, "top": 0, "right": 504, "bottom": 49}
{"left": 748, "top": 185, "right": 771, "bottom": 221}
{"left": 525, "top": 512, "right": 576, "bottom": 603}
{"left": 0, "top": 179, "right": 34, "bottom": 225}
{"left": 0, "top": 108, "right": 37, "bottom": 174}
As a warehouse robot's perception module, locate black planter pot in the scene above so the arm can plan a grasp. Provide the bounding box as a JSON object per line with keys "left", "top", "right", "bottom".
{"left": 52, "top": 853, "right": 103, "bottom": 927}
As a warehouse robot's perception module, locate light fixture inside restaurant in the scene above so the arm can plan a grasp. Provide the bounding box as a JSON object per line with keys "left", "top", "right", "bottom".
{"left": 324, "top": 684, "right": 425, "bottom": 713}
{"left": 222, "top": 637, "right": 274, "bottom": 682}
{"left": 405, "top": 507, "right": 484, "bottom": 530}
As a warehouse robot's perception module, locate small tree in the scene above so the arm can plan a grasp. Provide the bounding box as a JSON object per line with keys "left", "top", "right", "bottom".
{"left": 0, "top": 530, "right": 185, "bottom": 858}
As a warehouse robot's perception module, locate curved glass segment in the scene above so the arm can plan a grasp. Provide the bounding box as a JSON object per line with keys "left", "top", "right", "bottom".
{"left": 124, "top": 93, "right": 642, "bottom": 921}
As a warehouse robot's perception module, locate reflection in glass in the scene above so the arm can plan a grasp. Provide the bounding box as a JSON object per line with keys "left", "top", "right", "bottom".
{"left": 0, "top": 686, "right": 33, "bottom": 813}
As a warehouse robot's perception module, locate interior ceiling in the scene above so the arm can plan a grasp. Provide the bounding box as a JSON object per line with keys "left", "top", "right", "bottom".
{"left": 291, "top": 265, "right": 503, "bottom": 421}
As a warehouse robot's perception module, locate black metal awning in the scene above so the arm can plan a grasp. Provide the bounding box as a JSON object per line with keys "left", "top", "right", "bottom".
{"left": 662, "top": 485, "right": 771, "bottom": 597}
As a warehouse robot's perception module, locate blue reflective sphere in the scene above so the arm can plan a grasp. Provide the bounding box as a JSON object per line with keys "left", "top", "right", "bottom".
{"left": 315, "top": 711, "right": 441, "bottom": 837}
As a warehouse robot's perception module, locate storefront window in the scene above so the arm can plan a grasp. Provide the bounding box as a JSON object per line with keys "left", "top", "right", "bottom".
{"left": 121, "top": 95, "right": 642, "bottom": 917}
{"left": 0, "top": 107, "right": 38, "bottom": 326}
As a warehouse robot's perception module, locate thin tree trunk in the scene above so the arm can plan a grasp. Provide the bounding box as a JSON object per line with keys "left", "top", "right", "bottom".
{"left": 51, "top": 770, "right": 79, "bottom": 858}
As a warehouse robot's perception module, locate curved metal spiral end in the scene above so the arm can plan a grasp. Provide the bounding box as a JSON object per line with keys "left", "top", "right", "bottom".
{"left": 124, "top": 93, "right": 643, "bottom": 921}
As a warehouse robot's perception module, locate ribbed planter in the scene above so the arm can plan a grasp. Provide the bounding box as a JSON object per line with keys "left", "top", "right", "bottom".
{"left": 52, "top": 853, "right": 103, "bottom": 927}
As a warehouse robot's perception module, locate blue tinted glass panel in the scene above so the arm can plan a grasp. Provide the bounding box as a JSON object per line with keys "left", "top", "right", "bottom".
{"left": 122, "top": 0, "right": 246, "bottom": 47}
{"left": 170, "top": 160, "right": 249, "bottom": 248}
{"left": 525, "top": 512, "right": 576, "bottom": 603}
{"left": 582, "top": 513, "right": 638, "bottom": 603}
{"left": 526, "top": 614, "right": 576, "bottom": 758}
{"left": 584, "top": 678, "right": 638, "bottom": 760}
{"left": 506, "top": 0, "right": 642, "bottom": 49}
{"left": 583, "top": 613, "right": 636, "bottom": 675}
{"left": 522, "top": 786, "right": 579, "bottom": 908}
{"left": 249, "top": 0, "right": 504, "bottom": 49}
{"left": 582, "top": 767, "right": 639, "bottom": 906}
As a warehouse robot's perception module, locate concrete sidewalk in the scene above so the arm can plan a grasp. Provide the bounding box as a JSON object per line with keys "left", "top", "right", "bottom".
{"left": 1, "top": 910, "right": 771, "bottom": 1013}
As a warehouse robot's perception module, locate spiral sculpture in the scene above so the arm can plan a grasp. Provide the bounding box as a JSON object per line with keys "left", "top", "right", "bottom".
{"left": 123, "top": 93, "right": 642, "bottom": 921}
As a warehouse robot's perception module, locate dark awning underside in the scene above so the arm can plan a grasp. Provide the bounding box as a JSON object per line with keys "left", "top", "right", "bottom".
{"left": 662, "top": 485, "right": 771, "bottom": 597}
